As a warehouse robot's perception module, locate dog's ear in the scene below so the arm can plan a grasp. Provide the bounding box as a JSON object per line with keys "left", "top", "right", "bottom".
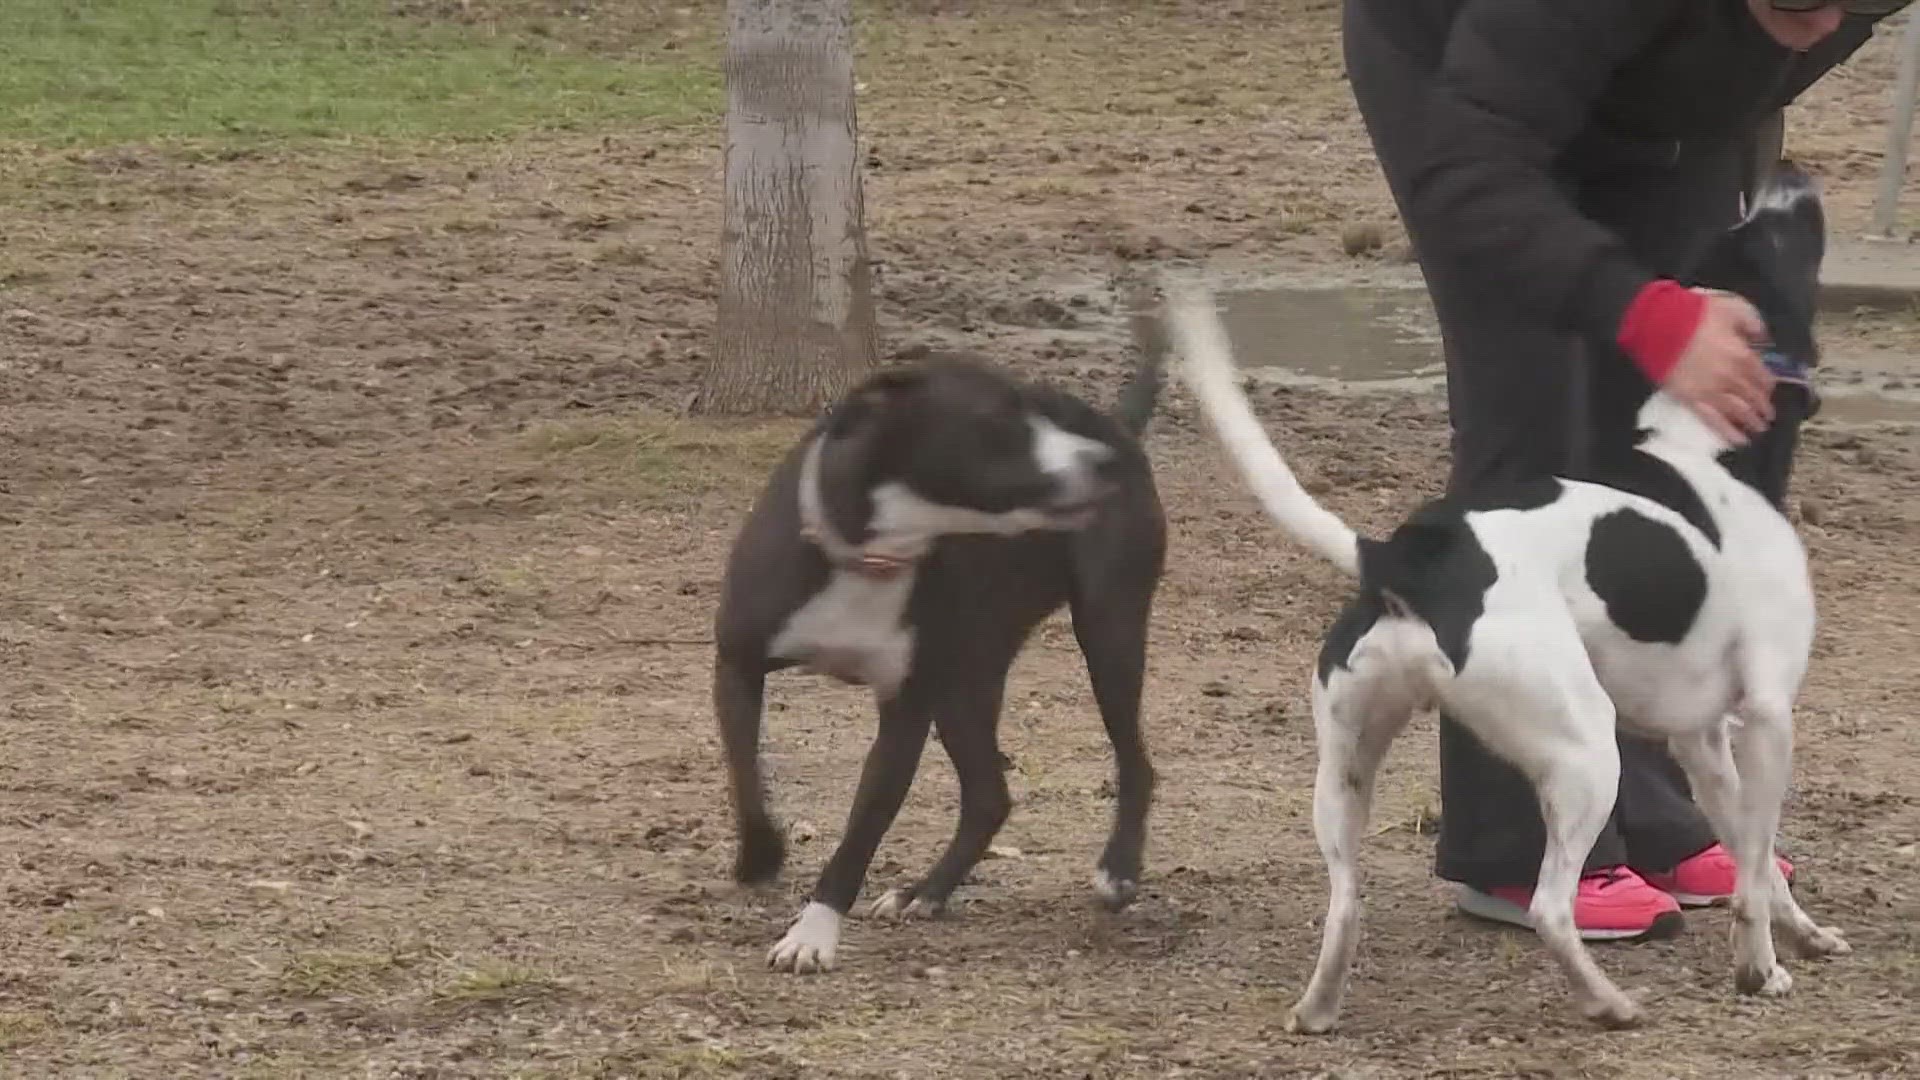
{"left": 824, "top": 366, "right": 927, "bottom": 439}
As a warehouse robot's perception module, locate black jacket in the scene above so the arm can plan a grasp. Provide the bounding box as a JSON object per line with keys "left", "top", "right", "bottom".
{"left": 1365, "top": 0, "right": 1896, "bottom": 341}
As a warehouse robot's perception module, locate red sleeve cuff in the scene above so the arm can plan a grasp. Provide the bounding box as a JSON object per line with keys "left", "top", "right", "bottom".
{"left": 1615, "top": 279, "right": 1705, "bottom": 385}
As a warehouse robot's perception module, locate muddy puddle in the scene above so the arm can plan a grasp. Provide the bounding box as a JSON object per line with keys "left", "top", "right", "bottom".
{"left": 1204, "top": 285, "right": 1920, "bottom": 427}
{"left": 1214, "top": 287, "right": 1444, "bottom": 391}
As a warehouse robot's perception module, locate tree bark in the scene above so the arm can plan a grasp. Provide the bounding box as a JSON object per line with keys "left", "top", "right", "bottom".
{"left": 696, "top": 0, "right": 880, "bottom": 417}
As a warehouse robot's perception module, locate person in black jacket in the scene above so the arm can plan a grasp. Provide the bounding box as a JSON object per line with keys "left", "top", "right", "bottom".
{"left": 1341, "top": 0, "right": 1911, "bottom": 939}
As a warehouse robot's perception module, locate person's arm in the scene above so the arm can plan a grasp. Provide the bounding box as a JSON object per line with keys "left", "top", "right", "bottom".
{"left": 1767, "top": 12, "right": 1887, "bottom": 108}
{"left": 1404, "top": 0, "right": 1698, "bottom": 380}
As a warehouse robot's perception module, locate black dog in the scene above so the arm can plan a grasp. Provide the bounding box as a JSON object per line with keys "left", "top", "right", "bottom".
{"left": 713, "top": 345, "right": 1168, "bottom": 974}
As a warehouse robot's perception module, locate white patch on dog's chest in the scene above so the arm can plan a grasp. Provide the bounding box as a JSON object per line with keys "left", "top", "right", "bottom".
{"left": 768, "top": 568, "right": 919, "bottom": 697}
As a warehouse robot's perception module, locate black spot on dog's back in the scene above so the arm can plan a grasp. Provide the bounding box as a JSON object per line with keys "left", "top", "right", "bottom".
{"left": 1584, "top": 508, "right": 1706, "bottom": 644}
{"left": 1586, "top": 443, "right": 1721, "bottom": 547}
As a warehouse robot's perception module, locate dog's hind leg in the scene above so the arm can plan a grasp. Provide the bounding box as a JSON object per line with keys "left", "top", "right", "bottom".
{"left": 1286, "top": 654, "right": 1417, "bottom": 1035}
{"left": 768, "top": 687, "right": 934, "bottom": 974}
{"left": 1070, "top": 536, "right": 1163, "bottom": 912}
{"left": 870, "top": 670, "right": 1013, "bottom": 921}
{"left": 1527, "top": 730, "right": 1642, "bottom": 1027}
{"left": 1449, "top": 613, "right": 1640, "bottom": 1028}
{"left": 715, "top": 653, "right": 785, "bottom": 886}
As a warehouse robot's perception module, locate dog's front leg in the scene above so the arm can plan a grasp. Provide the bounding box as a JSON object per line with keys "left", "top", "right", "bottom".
{"left": 768, "top": 689, "right": 933, "bottom": 974}
{"left": 1725, "top": 695, "right": 1847, "bottom": 994}
{"left": 1668, "top": 719, "right": 1848, "bottom": 983}
{"left": 1726, "top": 698, "right": 1792, "bottom": 994}
{"left": 871, "top": 672, "right": 1011, "bottom": 921}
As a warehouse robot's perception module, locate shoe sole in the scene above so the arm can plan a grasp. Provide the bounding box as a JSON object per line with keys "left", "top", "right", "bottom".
{"left": 1455, "top": 888, "right": 1687, "bottom": 942}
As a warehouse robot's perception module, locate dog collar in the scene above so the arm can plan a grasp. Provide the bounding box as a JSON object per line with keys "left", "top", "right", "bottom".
{"left": 798, "top": 524, "right": 916, "bottom": 577}
{"left": 1760, "top": 348, "right": 1812, "bottom": 388}
{"left": 796, "top": 435, "right": 922, "bottom": 579}
{"left": 1687, "top": 289, "right": 1815, "bottom": 388}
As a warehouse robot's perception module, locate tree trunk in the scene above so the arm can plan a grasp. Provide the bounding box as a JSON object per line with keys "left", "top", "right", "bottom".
{"left": 696, "top": 0, "right": 880, "bottom": 417}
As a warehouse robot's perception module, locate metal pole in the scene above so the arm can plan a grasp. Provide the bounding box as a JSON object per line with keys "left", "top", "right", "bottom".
{"left": 1868, "top": 6, "right": 1920, "bottom": 237}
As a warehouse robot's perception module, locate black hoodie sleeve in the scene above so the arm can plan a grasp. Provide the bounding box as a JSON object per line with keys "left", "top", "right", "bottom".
{"left": 1768, "top": 13, "right": 1886, "bottom": 108}
{"left": 1405, "top": 0, "right": 1685, "bottom": 341}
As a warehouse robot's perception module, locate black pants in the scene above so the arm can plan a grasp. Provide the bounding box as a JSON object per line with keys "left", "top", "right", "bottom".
{"left": 1342, "top": 0, "right": 1812, "bottom": 888}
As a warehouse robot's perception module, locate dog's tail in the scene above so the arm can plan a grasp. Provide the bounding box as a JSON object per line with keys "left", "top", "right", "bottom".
{"left": 1164, "top": 281, "right": 1361, "bottom": 578}
{"left": 1110, "top": 278, "right": 1170, "bottom": 440}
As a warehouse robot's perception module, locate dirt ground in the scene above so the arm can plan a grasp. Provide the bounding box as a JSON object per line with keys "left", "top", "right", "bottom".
{"left": 2, "top": 3, "right": 1918, "bottom": 1077}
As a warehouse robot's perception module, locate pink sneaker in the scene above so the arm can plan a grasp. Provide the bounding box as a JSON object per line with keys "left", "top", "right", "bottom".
{"left": 1456, "top": 866, "right": 1684, "bottom": 941}
{"left": 1640, "top": 843, "right": 1794, "bottom": 908}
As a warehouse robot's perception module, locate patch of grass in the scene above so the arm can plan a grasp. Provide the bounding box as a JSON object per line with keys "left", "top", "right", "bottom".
{"left": 0, "top": 1012, "right": 49, "bottom": 1051}
{"left": 521, "top": 415, "right": 806, "bottom": 498}
{"left": 230, "top": 1058, "right": 329, "bottom": 1080}
{"left": 653, "top": 955, "right": 741, "bottom": 996}
{"left": 642, "top": 1047, "right": 748, "bottom": 1077}
{"left": 456, "top": 695, "right": 622, "bottom": 737}
{"left": 432, "top": 959, "right": 563, "bottom": 1007}
{"left": 278, "top": 948, "right": 418, "bottom": 998}
{"left": 41, "top": 910, "right": 100, "bottom": 938}
{"left": 0, "top": 260, "right": 55, "bottom": 290}
{"left": 505, "top": 1047, "right": 748, "bottom": 1080}
{"left": 0, "top": 0, "right": 718, "bottom": 149}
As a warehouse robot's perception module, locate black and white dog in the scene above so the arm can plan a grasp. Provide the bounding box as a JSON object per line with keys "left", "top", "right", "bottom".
{"left": 712, "top": 347, "right": 1168, "bottom": 974}
{"left": 1169, "top": 165, "right": 1849, "bottom": 1030}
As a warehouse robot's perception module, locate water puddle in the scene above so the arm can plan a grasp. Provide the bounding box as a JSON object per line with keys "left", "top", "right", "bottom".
{"left": 1213, "top": 287, "right": 1443, "bottom": 391}
{"left": 1202, "top": 285, "right": 1919, "bottom": 426}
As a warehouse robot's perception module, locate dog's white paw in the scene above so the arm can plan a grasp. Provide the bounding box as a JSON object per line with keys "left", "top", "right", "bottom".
{"left": 1796, "top": 925, "right": 1850, "bottom": 959}
{"left": 1737, "top": 962, "right": 1793, "bottom": 997}
{"left": 1091, "top": 868, "right": 1138, "bottom": 911}
{"left": 868, "top": 888, "right": 944, "bottom": 921}
{"left": 767, "top": 901, "right": 842, "bottom": 974}
{"left": 1759, "top": 965, "right": 1794, "bottom": 996}
{"left": 1284, "top": 1003, "right": 1338, "bottom": 1036}
{"left": 1580, "top": 991, "right": 1644, "bottom": 1030}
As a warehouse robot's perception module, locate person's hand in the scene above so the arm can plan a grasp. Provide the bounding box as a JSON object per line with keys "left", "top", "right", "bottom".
{"left": 1659, "top": 290, "right": 1776, "bottom": 446}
